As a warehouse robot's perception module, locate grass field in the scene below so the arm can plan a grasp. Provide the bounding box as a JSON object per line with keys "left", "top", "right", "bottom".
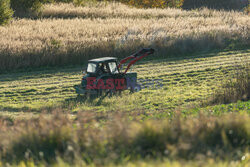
{"left": 0, "top": 49, "right": 249, "bottom": 119}
{"left": 0, "top": 2, "right": 249, "bottom": 166}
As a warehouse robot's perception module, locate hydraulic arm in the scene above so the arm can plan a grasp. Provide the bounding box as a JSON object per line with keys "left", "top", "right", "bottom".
{"left": 118, "top": 48, "right": 155, "bottom": 74}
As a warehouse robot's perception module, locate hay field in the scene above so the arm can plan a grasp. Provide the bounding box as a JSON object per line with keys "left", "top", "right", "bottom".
{"left": 0, "top": 3, "right": 249, "bottom": 71}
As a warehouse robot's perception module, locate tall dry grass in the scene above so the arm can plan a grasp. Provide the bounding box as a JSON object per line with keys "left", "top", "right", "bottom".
{"left": 0, "top": 112, "right": 249, "bottom": 164}
{"left": 0, "top": 3, "right": 249, "bottom": 72}
{"left": 208, "top": 62, "right": 250, "bottom": 105}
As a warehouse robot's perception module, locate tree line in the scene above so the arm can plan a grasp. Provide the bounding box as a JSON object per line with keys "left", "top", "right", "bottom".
{"left": 0, "top": 0, "right": 249, "bottom": 25}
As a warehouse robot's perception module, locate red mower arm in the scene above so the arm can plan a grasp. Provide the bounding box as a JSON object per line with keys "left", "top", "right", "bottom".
{"left": 118, "top": 48, "right": 155, "bottom": 74}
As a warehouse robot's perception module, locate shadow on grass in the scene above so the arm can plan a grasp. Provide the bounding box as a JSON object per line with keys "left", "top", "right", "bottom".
{"left": 0, "top": 48, "right": 248, "bottom": 83}
{"left": 64, "top": 94, "right": 106, "bottom": 106}
{"left": 0, "top": 106, "right": 40, "bottom": 113}
{"left": 64, "top": 90, "right": 121, "bottom": 107}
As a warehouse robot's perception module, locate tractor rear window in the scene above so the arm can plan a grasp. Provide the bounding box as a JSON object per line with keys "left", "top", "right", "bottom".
{"left": 109, "top": 62, "right": 118, "bottom": 73}
{"left": 87, "top": 63, "right": 97, "bottom": 73}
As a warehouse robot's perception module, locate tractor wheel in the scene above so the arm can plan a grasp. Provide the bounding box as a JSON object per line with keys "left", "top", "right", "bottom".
{"left": 130, "top": 84, "right": 141, "bottom": 93}
{"left": 97, "top": 89, "right": 102, "bottom": 96}
{"left": 105, "top": 88, "right": 117, "bottom": 97}
{"left": 109, "top": 89, "right": 116, "bottom": 96}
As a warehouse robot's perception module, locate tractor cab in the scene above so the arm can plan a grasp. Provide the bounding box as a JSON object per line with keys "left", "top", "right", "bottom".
{"left": 86, "top": 57, "right": 119, "bottom": 76}
{"left": 80, "top": 57, "right": 122, "bottom": 91}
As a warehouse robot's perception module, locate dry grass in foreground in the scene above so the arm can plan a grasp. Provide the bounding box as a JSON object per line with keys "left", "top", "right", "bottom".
{"left": 0, "top": 112, "right": 249, "bottom": 164}
{"left": 0, "top": 3, "right": 249, "bottom": 72}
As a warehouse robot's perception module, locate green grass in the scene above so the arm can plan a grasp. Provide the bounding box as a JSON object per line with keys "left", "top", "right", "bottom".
{"left": 0, "top": 49, "right": 249, "bottom": 119}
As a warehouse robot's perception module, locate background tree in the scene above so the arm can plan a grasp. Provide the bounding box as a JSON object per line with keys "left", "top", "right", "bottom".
{"left": 0, "top": 0, "right": 13, "bottom": 25}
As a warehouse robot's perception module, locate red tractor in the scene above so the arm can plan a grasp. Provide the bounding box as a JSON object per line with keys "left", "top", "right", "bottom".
{"left": 74, "top": 48, "right": 155, "bottom": 96}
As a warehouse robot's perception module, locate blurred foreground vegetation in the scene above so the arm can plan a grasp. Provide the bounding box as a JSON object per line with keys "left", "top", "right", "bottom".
{"left": 0, "top": 113, "right": 249, "bottom": 166}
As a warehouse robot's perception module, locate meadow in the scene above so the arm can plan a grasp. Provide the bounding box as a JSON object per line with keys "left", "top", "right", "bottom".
{"left": 0, "top": 1, "right": 249, "bottom": 166}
